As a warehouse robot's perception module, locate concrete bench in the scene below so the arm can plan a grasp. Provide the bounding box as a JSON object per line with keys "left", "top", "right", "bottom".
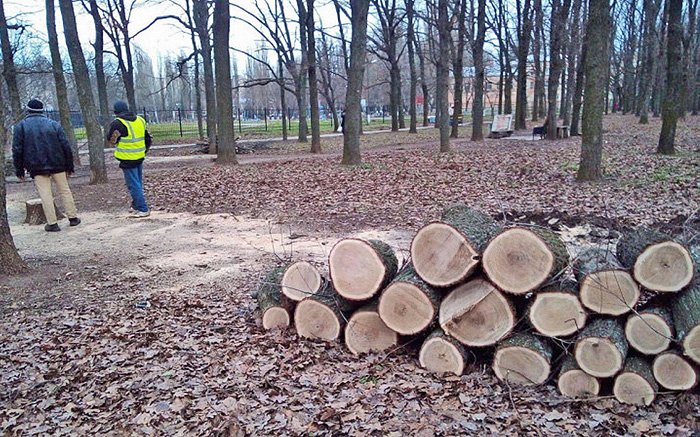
{"left": 556, "top": 125, "right": 570, "bottom": 139}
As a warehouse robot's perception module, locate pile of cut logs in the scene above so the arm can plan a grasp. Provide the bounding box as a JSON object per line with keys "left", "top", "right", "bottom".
{"left": 257, "top": 205, "right": 699, "bottom": 406}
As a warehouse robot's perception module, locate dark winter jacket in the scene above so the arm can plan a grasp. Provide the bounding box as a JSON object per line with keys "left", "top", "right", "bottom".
{"left": 107, "top": 112, "right": 153, "bottom": 169}
{"left": 12, "top": 114, "right": 74, "bottom": 179}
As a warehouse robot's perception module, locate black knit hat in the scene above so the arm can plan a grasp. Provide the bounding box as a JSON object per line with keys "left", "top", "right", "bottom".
{"left": 26, "top": 99, "right": 44, "bottom": 113}
{"left": 113, "top": 100, "right": 129, "bottom": 114}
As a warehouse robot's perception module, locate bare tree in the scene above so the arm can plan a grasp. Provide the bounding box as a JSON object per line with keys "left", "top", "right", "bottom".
{"left": 213, "top": 0, "right": 237, "bottom": 163}
{"left": 415, "top": 25, "right": 431, "bottom": 126}
{"left": 514, "top": 0, "right": 533, "bottom": 129}
{"left": 0, "top": 0, "right": 21, "bottom": 116}
{"left": 532, "top": 0, "right": 546, "bottom": 120}
{"left": 300, "top": 0, "right": 322, "bottom": 152}
{"left": 193, "top": 0, "right": 217, "bottom": 152}
{"left": 657, "top": 0, "right": 683, "bottom": 155}
{"left": 471, "top": 0, "right": 487, "bottom": 142}
{"left": 546, "top": 0, "right": 572, "bottom": 139}
{"left": 451, "top": 0, "right": 467, "bottom": 138}
{"left": 406, "top": 0, "right": 418, "bottom": 133}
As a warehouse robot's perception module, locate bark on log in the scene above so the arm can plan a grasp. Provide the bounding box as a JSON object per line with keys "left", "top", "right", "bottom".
{"left": 257, "top": 266, "right": 295, "bottom": 330}
{"left": 329, "top": 238, "right": 398, "bottom": 301}
{"left": 410, "top": 204, "right": 500, "bottom": 287}
{"left": 652, "top": 350, "right": 698, "bottom": 390}
{"left": 616, "top": 227, "right": 694, "bottom": 292}
{"left": 529, "top": 280, "right": 587, "bottom": 337}
{"left": 281, "top": 260, "right": 323, "bottom": 301}
{"left": 439, "top": 277, "right": 516, "bottom": 347}
{"left": 378, "top": 262, "right": 441, "bottom": 335}
{"left": 344, "top": 304, "right": 398, "bottom": 355}
{"left": 25, "top": 198, "right": 65, "bottom": 225}
{"left": 294, "top": 283, "right": 354, "bottom": 341}
{"left": 574, "top": 248, "right": 640, "bottom": 315}
{"left": 671, "top": 279, "right": 700, "bottom": 364}
{"left": 575, "top": 318, "right": 628, "bottom": 377}
{"left": 418, "top": 328, "right": 470, "bottom": 376}
{"left": 557, "top": 355, "right": 601, "bottom": 398}
{"left": 493, "top": 333, "right": 553, "bottom": 386}
{"left": 482, "top": 226, "right": 569, "bottom": 294}
{"left": 613, "top": 356, "right": 658, "bottom": 406}
{"left": 625, "top": 306, "right": 674, "bottom": 355}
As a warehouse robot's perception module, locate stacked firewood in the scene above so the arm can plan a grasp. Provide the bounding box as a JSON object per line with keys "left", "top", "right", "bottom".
{"left": 257, "top": 205, "right": 699, "bottom": 406}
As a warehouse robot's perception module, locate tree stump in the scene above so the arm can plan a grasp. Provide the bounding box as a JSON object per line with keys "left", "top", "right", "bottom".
{"left": 418, "top": 328, "right": 469, "bottom": 376}
{"left": 281, "top": 261, "right": 323, "bottom": 301}
{"left": 378, "top": 262, "right": 441, "bottom": 335}
{"left": 439, "top": 277, "right": 515, "bottom": 347}
{"left": 410, "top": 204, "right": 500, "bottom": 287}
{"left": 671, "top": 278, "right": 700, "bottom": 364}
{"left": 294, "top": 283, "right": 354, "bottom": 341}
{"left": 493, "top": 333, "right": 552, "bottom": 386}
{"left": 557, "top": 355, "right": 600, "bottom": 398}
{"left": 329, "top": 238, "right": 398, "bottom": 301}
{"left": 529, "top": 280, "right": 587, "bottom": 337}
{"left": 574, "top": 248, "right": 640, "bottom": 316}
{"left": 25, "top": 198, "right": 65, "bottom": 225}
{"left": 616, "top": 227, "right": 694, "bottom": 292}
{"left": 574, "top": 318, "right": 628, "bottom": 377}
{"left": 344, "top": 305, "right": 398, "bottom": 355}
{"left": 482, "top": 226, "right": 569, "bottom": 294}
{"left": 257, "top": 266, "right": 295, "bottom": 330}
{"left": 652, "top": 350, "right": 698, "bottom": 391}
{"left": 613, "top": 356, "right": 658, "bottom": 406}
{"left": 625, "top": 306, "right": 674, "bottom": 355}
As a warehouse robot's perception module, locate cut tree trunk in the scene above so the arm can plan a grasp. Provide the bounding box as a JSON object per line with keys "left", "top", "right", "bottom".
{"left": 25, "top": 199, "right": 65, "bottom": 225}
{"left": 671, "top": 279, "right": 700, "bottom": 364}
{"left": 418, "top": 328, "right": 469, "bottom": 376}
{"left": 575, "top": 318, "right": 628, "bottom": 377}
{"left": 294, "top": 283, "right": 354, "bottom": 341}
{"left": 625, "top": 306, "right": 674, "bottom": 354}
{"left": 439, "top": 277, "right": 515, "bottom": 347}
{"left": 378, "top": 262, "right": 441, "bottom": 335}
{"left": 493, "top": 333, "right": 553, "bottom": 386}
{"left": 616, "top": 227, "right": 694, "bottom": 292}
{"left": 257, "top": 267, "right": 295, "bottom": 330}
{"left": 344, "top": 304, "right": 398, "bottom": 355}
{"left": 281, "top": 261, "right": 323, "bottom": 302}
{"left": 482, "top": 226, "right": 569, "bottom": 294}
{"left": 529, "top": 280, "right": 587, "bottom": 337}
{"left": 558, "top": 355, "right": 601, "bottom": 398}
{"left": 613, "top": 356, "right": 658, "bottom": 406}
{"left": 574, "top": 248, "right": 640, "bottom": 315}
{"left": 410, "top": 205, "right": 500, "bottom": 287}
{"left": 329, "top": 239, "right": 398, "bottom": 301}
{"left": 652, "top": 350, "right": 698, "bottom": 390}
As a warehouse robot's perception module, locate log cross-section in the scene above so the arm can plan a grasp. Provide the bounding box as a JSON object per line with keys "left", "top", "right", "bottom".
{"left": 344, "top": 306, "right": 398, "bottom": 355}
{"left": 574, "top": 248, "right": 640, "bottom": 316}
{"left": 613, "top": 356, "right": 658, "bottom": 406}
{"left": 671, "top": 278, "right": 700, "bottom": 365}
{"left": 294, "top": 285, "right": 353, "bottom": 341}
{"left": 625, "top": 307, "right": 674, "bottom": 355}
{"left": 329, "top": 238, "right": 398, "bottom": 301}
{"left": 574, "top": 318, "right": 628, "bottom": 377}
{"left": 652, "top": 350, "right": 698, "bottom": 391}
{"left": 529, "top": 280, "right": 587, "bottom": 337}
{"left": 493, "top": 333, "right": 553, "bottom": 386}
{"left": 257, "top": 266, "right": 295, "bottom": 330}
{"left": 418, "top": 328, "right": 469, "bottom": 376}
{"left": 281, "top": 261, "right": 323, "bottom": 301}
{"left": 557, "top": 355, "right": 601, "bottom": 398}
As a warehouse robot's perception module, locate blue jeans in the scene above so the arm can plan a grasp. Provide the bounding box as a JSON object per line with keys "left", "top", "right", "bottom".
{"left": 122, "top": 164, "right": 148, "bottom": 212}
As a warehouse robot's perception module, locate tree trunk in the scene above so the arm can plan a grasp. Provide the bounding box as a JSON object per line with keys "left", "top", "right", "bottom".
{"left": 639, "top": 0, "right": 661, "bottom": 124}
{"left": 493, "top": 333, "right": 552, "bottom": 386}
{"left": 193, "top": 0, "right": 217, "bottom": 153}
{"left": 657, "top": 0, "right": 683, "bottom": 155}
{"left": 532, "top": 0, "right": 544, "bottom": 121}
{"left": 280, "top": 261, "right": 323, "bottom": 301}
{"left": 574, "top": 248, "right": 640, "bottom": 315}
{"left": 407, "top": 0, "right": 418, "bottom": 133}
{"left": 345, "top": 305, "right": 398, "bottom": 355}
{"left": 652, "top": 350, "right": 698, "bottom": 390}
{"left": 415, "top": 31, "right": 430, "bottom": 126}
{"left": 411, "top": 204, "right": 500, "bottom": 287}
{"left": 482, "top": 226, "right": 569, "bottom": 295}
{"left": 576, "top": 0, "right": 611, "bottom": 180}
{"left": 562, "top": 0, "right": 582, "bottom": 127}
{"left": 546, "top": 0, "right": 572, "bottom": 139}
{"left": 303, "top": 0, "right": 321, "bottom": 153}
{"left": 213, "top": 0, "right": 237, "bottom": 164}
{"left": 515, "top": 0, "right": 533, "bottom": 130}
{"left": 437, "top": 0, "right": 451, "bottom": 150}
{"left": 257, "top": 266, "right": 295, "bottom": 329}
{"left": 88, "top": 0, "right": 110, "bottom": 138}
{"left": 279, "top": 58, "right": 288, "bottom": 141}
{"left": 570, "top": 34, "right": 586, "bottom": 136}
{"left": 470, "top": 0, "right": 486, "bottom": 141}
{"left": 574, "top": 318, "right": 628, "bottom": 377}
{"left": 625, "top": 307, "right": 674, "bottom": 355}
{"left": 419, "top": 328, "right": 469, "bottom": 376}
{"left": 341, "top": 0, "right": 369, "bottom": 165}
{"left": 528, "top": 280, "right": 587, "bottom": 337}
{"left": 329, "top": 238, "right": 398, "bottom": 301}
{"left": 558, "top": 355, "right": 600, "bottom": 398}
{"left": 613, "top": 356, "right": 658, "bottom": 406}
{"left": 672, "top": 278, "right": 700, "bottom": 364}
{"left": 59, "top": 0, "right": 107, "bottom": 184}
{"left": 0, "top": 0, "right": 21, "bottom": 117}
{"left": 451, "top": 0, "right": 467, "bottom": 138}
{"left": 47, "top": 0, "right": 80, "bottom": 167}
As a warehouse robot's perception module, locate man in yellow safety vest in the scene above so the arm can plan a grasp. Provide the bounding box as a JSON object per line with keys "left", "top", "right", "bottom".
{"left": 107, "top": 100, "right": 152, "bottom": 218}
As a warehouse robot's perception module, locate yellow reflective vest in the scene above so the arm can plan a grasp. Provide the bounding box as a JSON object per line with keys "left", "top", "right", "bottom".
{"left": 114, "top": 116, "right": 147, "bottom": 161}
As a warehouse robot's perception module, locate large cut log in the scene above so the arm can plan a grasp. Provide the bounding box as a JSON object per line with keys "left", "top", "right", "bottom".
{"left": 616, "top": 227, "right": 694, "bottom": 292}
{"left": 575, "top": 318, "right": 628, "bottom": 377}
{"left": 344, "top": 304, "right": 399, "bottom": 355}
{"left": 652, "top": 350, "right": 698, "bottom": 390}
{"left": 439, "top": 278, "right": 515, "bottom": 347}
{"left": 329, "top": 238, "right": 398, "bottom": 301}
{"left": 493, "top": 333, "right": 552, "bottom": 386}
{"left": 418, "top": 328, "right": 470, "bottom": 376}
{"left": 410, "top": 204, "right": 500, "bottom": 287}
{"left": 25, "top": 198, "right": 65, "bottom": 225}
{"left": 625, "top": 307, "right": 674, "bottom": 354}
{"left": 529, "top": 280, "right": 587, "bottom": 337}
{"left": 257, "top": 267, "right": 295, "bottom": 330}
{"left": 574, "top": 248, "right": 640, "bottom": 316}
{"left": 294, "top": 284, "right": 355, "bottom": 341}
{"left": 378, "top": 263, "right": 441, "bottom": 335}
{"left": 671, "top": 278, "right": 700, "bottom": 364}
{"left": 557, "top": 355, "right": 601, "bottom": 398}
{"left": 281, "top": 261, "right": 323, "bottom": 301}
{"left": 613, "top": 356, "right": 658, "bottom": 406}
{"left": 482, "top": 226, "right": 569, "bottom": 294}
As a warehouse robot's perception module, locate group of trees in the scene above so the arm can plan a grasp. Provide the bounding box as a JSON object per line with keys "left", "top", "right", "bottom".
{"left": 1, "top": 0, "right": 698, "bottom": 272}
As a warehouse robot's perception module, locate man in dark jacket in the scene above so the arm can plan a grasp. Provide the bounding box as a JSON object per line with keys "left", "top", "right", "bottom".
{"left": 13, "top": 99, "right": 80, "bottom": 232}
{"left": 107, "top": 100, "right": 152, "bottom": 218}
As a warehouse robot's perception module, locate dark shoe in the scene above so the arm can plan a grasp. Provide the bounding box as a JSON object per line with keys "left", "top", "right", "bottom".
{"left": 45, "top": 223, "right": 61, "bottom": 232}
{"left": 69, "top": 217, "right": 81, "bottom": 227}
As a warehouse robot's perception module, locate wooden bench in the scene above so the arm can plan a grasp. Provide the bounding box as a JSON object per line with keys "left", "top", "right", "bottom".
{"left": 488, "top": 114, "right": 513, "bottom": 138}
{"left": 556, "top": 125, "right": 570, "bottom": 139}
